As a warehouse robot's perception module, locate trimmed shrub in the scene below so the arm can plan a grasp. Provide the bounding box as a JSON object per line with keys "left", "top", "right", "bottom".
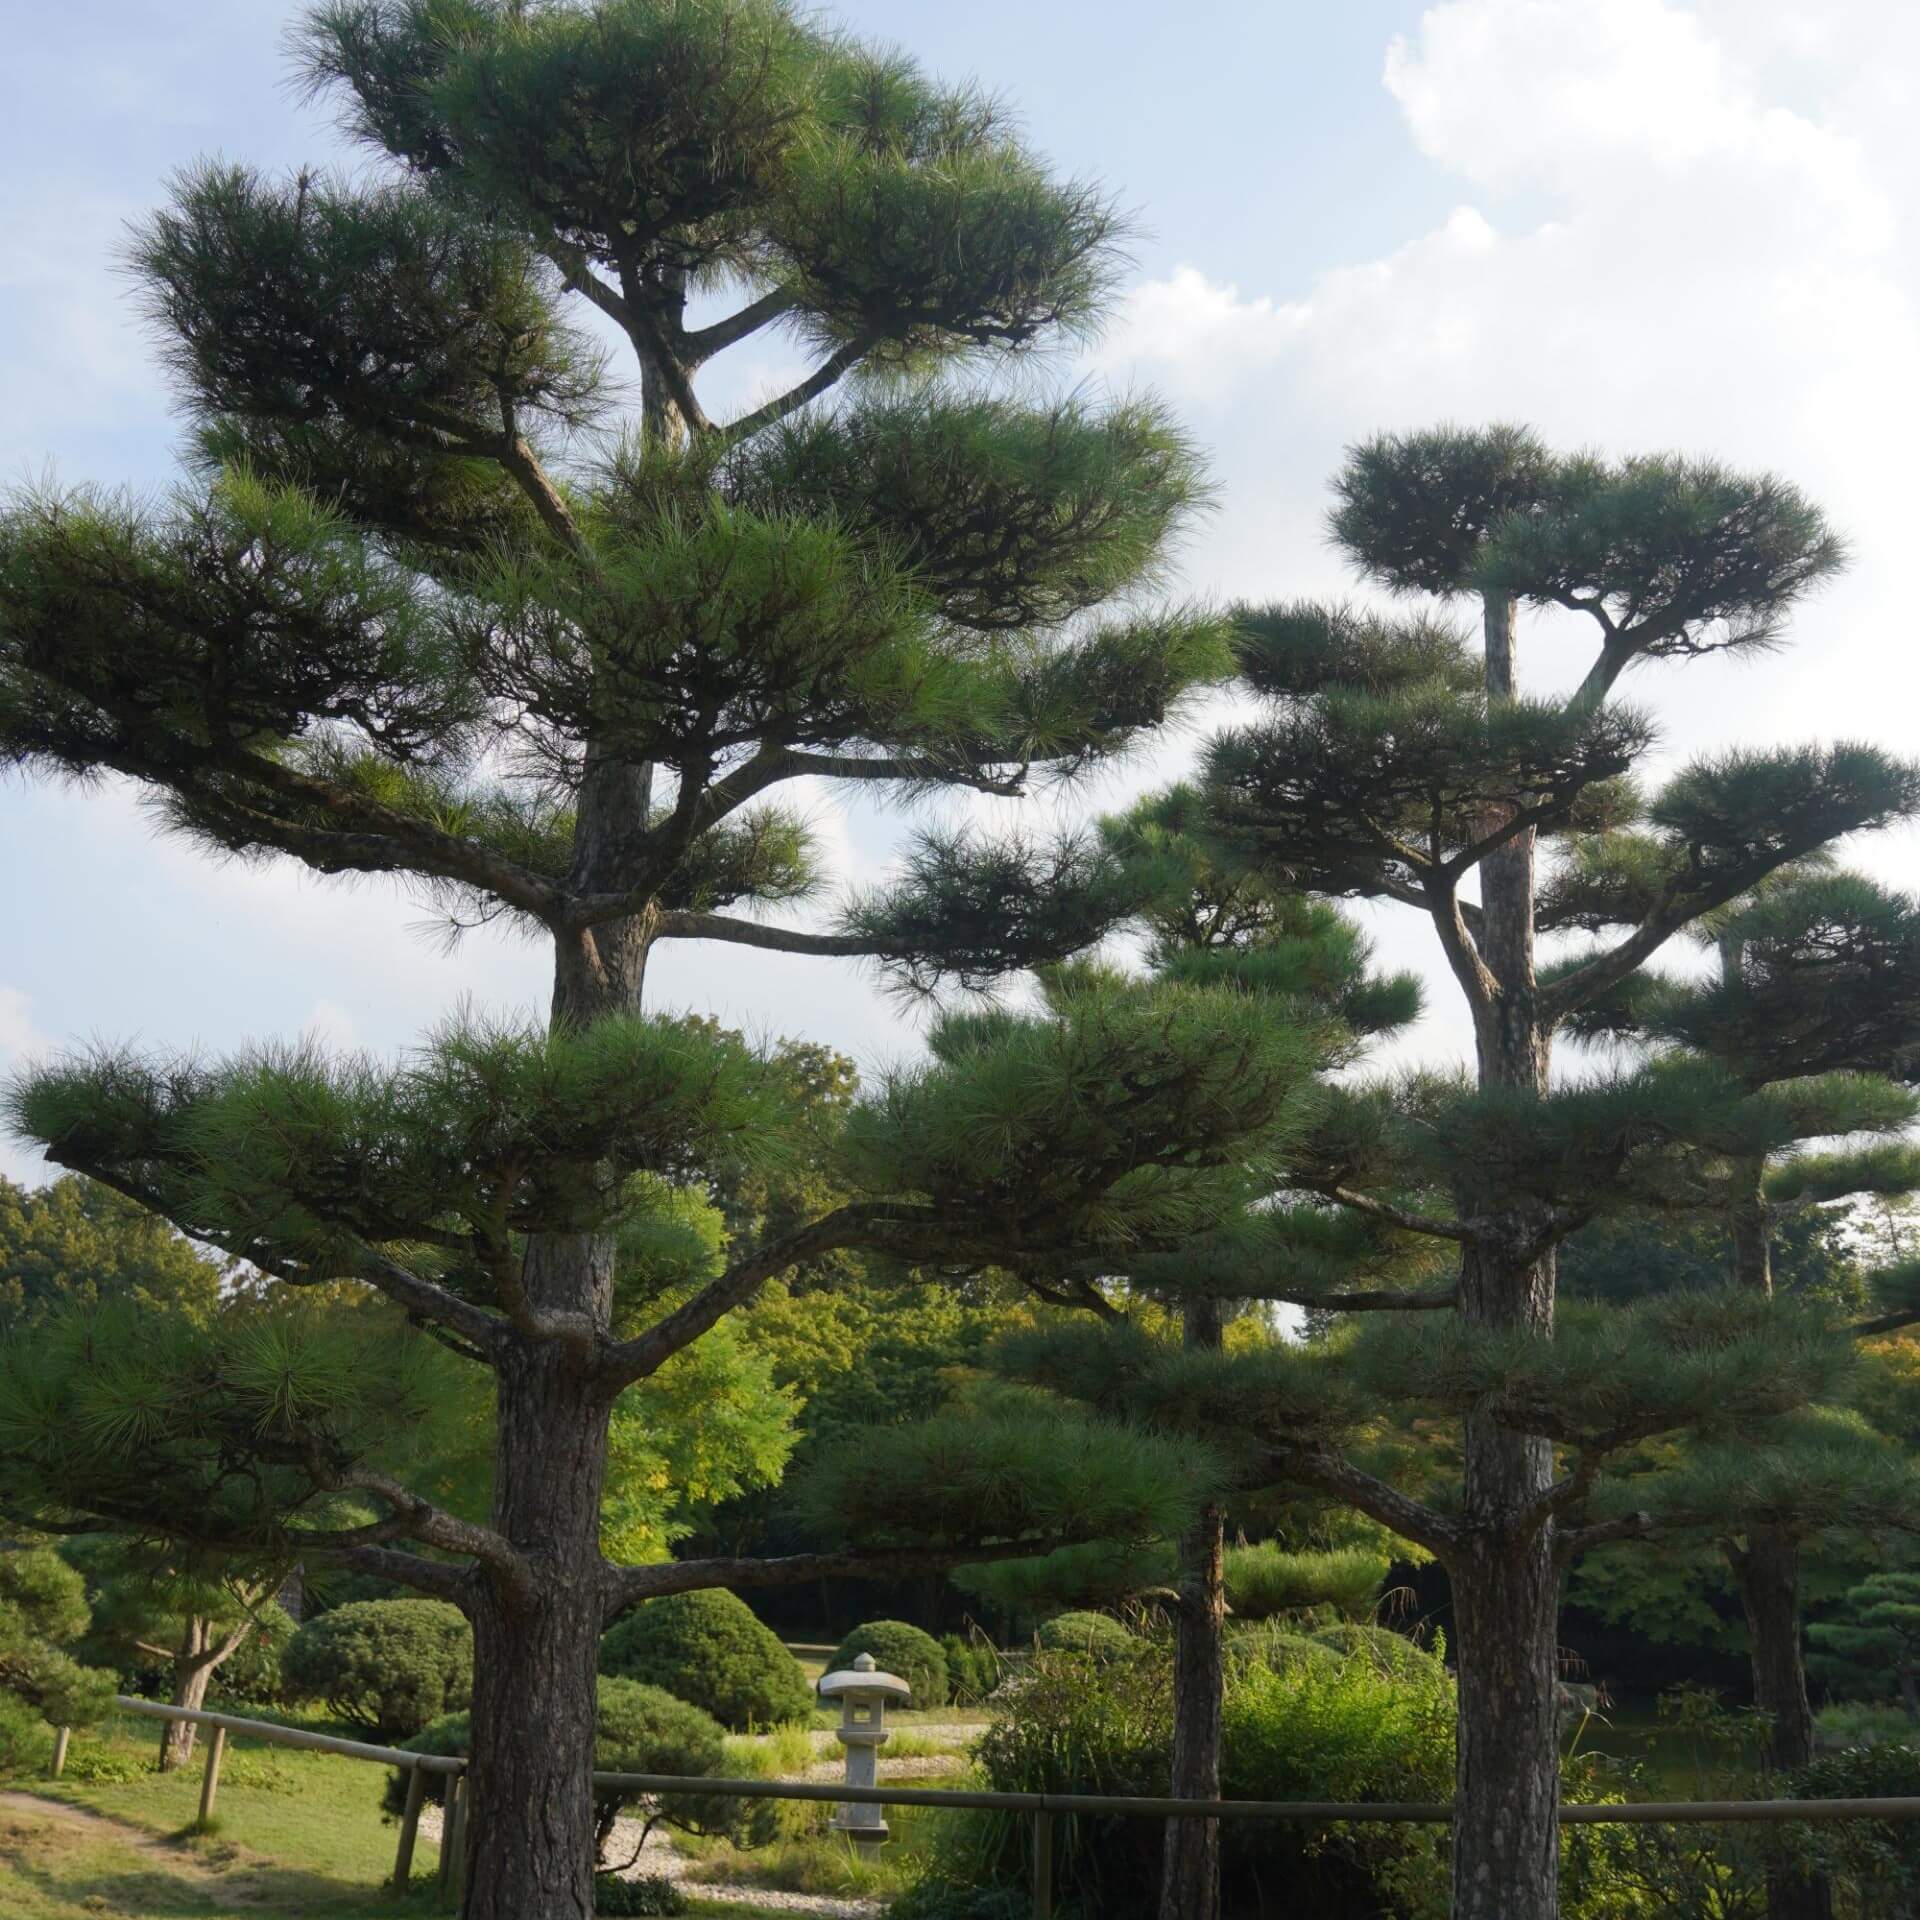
{"left": 281, "top": 1598, "right": 472, "bottom": 1739}
{"left": 0, "top": 1692, "right": 48, "bottom": 1773}
{"left": 386, "top": 1675, "right": 758, "bottom": 1858}
{"left": 594, "top": 1876, "right": 689, "bottom": 1915}
{"left": 887, "top": 1886, "right": 1028, "bottom": 1920}
{"left": 1034, "top": 1611, "right": 1133, "bottom": 1660}
{"left": 940, "top": 1633, "right": 1004, "bottom": 1707}
{"left": 600, "top": 1589, "right": 811, "bottom": 1732}
{"left": 1311, "top": 1622, "right": 1445, "bottom": 1682}
{"left": 829, "top": 1621, "right": 949, "bottom": 1710}
{"left": 1223, "top": 1624, "right": 1341, "bottom": 1681}
{"left": 1225, "top": 1542, "right": 1389, "bottom": 1621}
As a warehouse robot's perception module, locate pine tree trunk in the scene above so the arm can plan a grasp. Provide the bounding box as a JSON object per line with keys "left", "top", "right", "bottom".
{"left": 1734, "top": 1529, "right": 1831, "bottom": 1920}
{"left": 158, "top": 1619, "right": 213, "bottom": 1771}
{"left": 1725, "top": 1161, "right": 1831, "bottom": 1920}
{"left": 1448, "top": 590, "right": 1562, "bottom": 1920}
{"left": 1159, "top": 1300, "right": 1225, "bottom": 1920}
{"left": 461, "top": 1328, "right": 614, "bottom": 1920}
{"left": 1452, "top": 1242, "right": 1562, "bottom": 1920}
{"left": 458, "top": 754, "right": 649, "bottom": 1920}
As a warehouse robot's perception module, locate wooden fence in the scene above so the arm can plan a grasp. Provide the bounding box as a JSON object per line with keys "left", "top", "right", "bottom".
{"left": 42, "top": 1695, "right": 1920, "bottom": 1919}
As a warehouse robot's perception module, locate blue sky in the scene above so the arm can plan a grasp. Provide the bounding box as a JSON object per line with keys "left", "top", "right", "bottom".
{"left": 6, "top": 0, "right": 1920, "bottom": 1180}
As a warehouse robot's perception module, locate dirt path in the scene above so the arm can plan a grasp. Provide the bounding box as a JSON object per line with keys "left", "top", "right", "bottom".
{"left": 0, "top": 1790, "right": 275, "bottom": 1908}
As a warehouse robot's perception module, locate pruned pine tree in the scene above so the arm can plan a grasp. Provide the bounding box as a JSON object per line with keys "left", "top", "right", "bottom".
{"left": 0, "top": 5, "right": 1249, "bottom": 1914}
{"left": 1187, "top": 426, "right": 1920, "bottom": 1920}
{"left": 986, "top": 792, "right": 1435, "bottom": 1920}
{"left": 1809, "top": 1570, "right": 1920, "bottom": 1724}
{"left": 1561, "top": 871, "right": 1920, "bottom": 1920}
{"left": 1565, "top": 873, "right": 1920, "bottom": 1764}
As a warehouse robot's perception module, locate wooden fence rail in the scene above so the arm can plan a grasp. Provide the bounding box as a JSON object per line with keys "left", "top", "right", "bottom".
{"left": 38, "top": 1696, "right": 1920, "bottom": 1920}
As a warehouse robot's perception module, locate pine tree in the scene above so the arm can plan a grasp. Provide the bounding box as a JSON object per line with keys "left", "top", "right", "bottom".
{"left": 1182, "top": 426, "right": 1920, "bottom": 1919}
{"left": 1810, "top": 1569, "right": 1920, "bottom": 1724}
{"left": 0, "top": 5, "right": 1263, "bottom": 1913}
{"left": 1565, "top": 872, "right": 1920, "bottom": 1769}
{"left": 1562, "top": 871, "right": 1920, "bottom": 1920}
{"left": 983, "top": 791, "right": 1433, "bottom": 1920}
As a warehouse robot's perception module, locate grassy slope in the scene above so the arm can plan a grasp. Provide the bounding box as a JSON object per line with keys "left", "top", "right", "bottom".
{"left": 0, "top": 1712, "right": 816, "bottom": 1920}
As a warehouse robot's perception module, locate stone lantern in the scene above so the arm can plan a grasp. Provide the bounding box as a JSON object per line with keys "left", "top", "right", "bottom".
{"left": 817, "top": 1651, "right": 911, "bottom": 1848}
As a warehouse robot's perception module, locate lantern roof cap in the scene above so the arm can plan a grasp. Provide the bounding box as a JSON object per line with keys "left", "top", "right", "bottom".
{"left": 818, "top": 1654, "right": 912, "bottom": 1703}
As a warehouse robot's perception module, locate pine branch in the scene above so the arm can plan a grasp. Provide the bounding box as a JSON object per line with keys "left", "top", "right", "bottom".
{"left": 604, "top": 1535, "right": 1082, "bottom": 1611}
{"left": 1266, "top": 1446, "right": 1459, "bottom": 1557}
{"left": 1271, "top": 1284, "right": 1460, "bottom": 1312}
{"left": 318, "top": 1462, "right": 535, "bottom": 1605}
{"left": 1556, "top": 1510, "right": 1660, "bottom": 1561}
{"left": 643, "top": 908, "right": 872, "bottom": 959}
{"left": 318, "top": 1545, "right": 471, "bottom": 1603}
{"left": 597, "top": 1203, "right": 917, "bottom": 1389}
{"left": 1423, "top": 871, "right": 1499, "bottom": 1013}
{"left": 684, "top": 288, "right": 797, "bottom": 362}
{"left": 1306, "top": 1184, "right": 1475, "bottom": 1245}
{"left": 716, "top": 337, "right": 874, "bottom": 451}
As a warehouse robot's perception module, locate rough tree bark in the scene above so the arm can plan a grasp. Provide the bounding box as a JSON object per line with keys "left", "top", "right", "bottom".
{"left": 1159, "top": 1297, "right": 1226, "bottom": 1920}
{"left": 155, "top": 1615, "right": 254, "bottom": 1771}
{"left": 1448, "top": 589, "right": 1562, "bottom": 1920}
{"left": 458, "top": 755, "right": 652, "bottom": 1920}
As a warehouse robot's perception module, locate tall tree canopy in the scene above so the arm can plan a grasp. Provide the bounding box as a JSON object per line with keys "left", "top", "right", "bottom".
{"left": 0, "top": 5, "right": 1279, "bottom": 1914}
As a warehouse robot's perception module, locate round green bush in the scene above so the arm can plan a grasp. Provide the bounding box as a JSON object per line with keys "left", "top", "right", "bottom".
{"left": 599, "top": 1589, "right": 811, "bottom": 1732}
{"left": 1311, "top": 1622, "right": 1446, "bottom": 1682}
{"left": 385, "top": 1676, "right": 754, "bottom": 1855}
{"left": 1035, "top": 1611, "right": 1134, "bottom": 1660}
{"left": 594, "top": 1875, "right": 689, "bottom": 1916}
{"left": 281, "top": 1598, "right": 472, "bottom": 1740}
{"left": 829, "top": 1621, "right": 949, "bottom": 1710}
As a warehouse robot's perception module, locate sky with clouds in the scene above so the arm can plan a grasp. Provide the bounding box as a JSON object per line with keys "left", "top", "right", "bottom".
{"left": 5, "top": 0, "right": 1920, "bottom": 1183}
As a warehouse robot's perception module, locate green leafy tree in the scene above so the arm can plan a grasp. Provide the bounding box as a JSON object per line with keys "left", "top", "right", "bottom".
{"left": 0, "top": 4, "right": 1292, "bottom": 1911}
{"left": 1173, "top": 426, "right": 1918, "bottom": 1919}
{"left": 0, "top": 1175, "right": 224, "bottom": 1330}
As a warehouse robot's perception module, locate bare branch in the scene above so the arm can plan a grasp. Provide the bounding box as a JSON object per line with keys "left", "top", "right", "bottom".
{"left": 317, "top": 1544, "right": 472, "bottom": 1603}
{"left": 1556, "top": 1510, "right": 1660, "bottom": 1562}
{"left": 642, "top": 908, "right": 876, "bottom": 958}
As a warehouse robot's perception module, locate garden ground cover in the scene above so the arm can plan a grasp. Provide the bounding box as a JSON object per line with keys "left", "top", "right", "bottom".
{"left": 0, "top": 1709, "right": 864, "bottom": 1920}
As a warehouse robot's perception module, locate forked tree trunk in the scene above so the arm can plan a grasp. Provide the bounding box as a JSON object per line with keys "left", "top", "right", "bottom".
{"left": 1159, "top": 1299, "right": 1226, "bottom": 1920}
{"left": 1447, "top": 590, "right": 1562, "bottom": 1920}
{"left": 458, "top": 751, "right": 650, "bottom": 1920}
{"left": 158, "top": 1620, "right": 214, "bottom": 1771}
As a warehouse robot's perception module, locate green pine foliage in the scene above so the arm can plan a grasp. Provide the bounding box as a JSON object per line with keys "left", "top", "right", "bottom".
{"left": 598, "top": 1589, "right": 811, "bottom": 1731}
{"left": 0, "top": 1548, "right": 116, "bottom": 1732}
{"left": 1810, "top": 1572, "right": 1920, "bottom": 1717}
{"left": 281, "top": 1598, "right": 474, "bottom": 1739}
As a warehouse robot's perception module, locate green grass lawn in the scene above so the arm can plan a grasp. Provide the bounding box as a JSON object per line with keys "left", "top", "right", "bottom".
{"left": 0, "top": 1711, "right": 838, "bottom": 1920}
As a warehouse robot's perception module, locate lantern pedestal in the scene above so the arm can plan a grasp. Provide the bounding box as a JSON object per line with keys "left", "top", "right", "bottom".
{"left": 816, "top": 1652, "right": 912, "bottom": 1849}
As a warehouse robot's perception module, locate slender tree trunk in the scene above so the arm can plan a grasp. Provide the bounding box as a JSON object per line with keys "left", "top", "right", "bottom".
{"left": 1900, "top": 1664, "right": 1919, "bottom": 1727}
{"left": 460, "top": 753, "right": 652, "bottom": 1920}
{"left": 1159, "top": 1298, "right": 1225, "bottom": 1920}
{"left": 1448, "top": 589, "right": 1562, "bottom": 1920}
{"left": 1724, "top": 1159, "right": 1831, "bottom": 1920}
{"left": 158, "top": 1618, "right": 211, "bottom": 1771}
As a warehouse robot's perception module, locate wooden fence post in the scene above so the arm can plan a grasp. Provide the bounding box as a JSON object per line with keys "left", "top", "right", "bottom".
{"left": 447, "top": 1771, "right": 470, "bottom": 1907}
{"left": 196, "top": 1724, "right": 227, "bottom": 1826}
{"left": 438, "top": 1772, "right": 467, "bottom": 1905}
{"left": 392, "top": 1760, "right": 430, "bottom": 1887}
{"left": 1032, "top": 1806, "right": 1053, "bottom": 1920}
{"left": 49, "top": 1727, "right": 70, "bottom": 1779}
